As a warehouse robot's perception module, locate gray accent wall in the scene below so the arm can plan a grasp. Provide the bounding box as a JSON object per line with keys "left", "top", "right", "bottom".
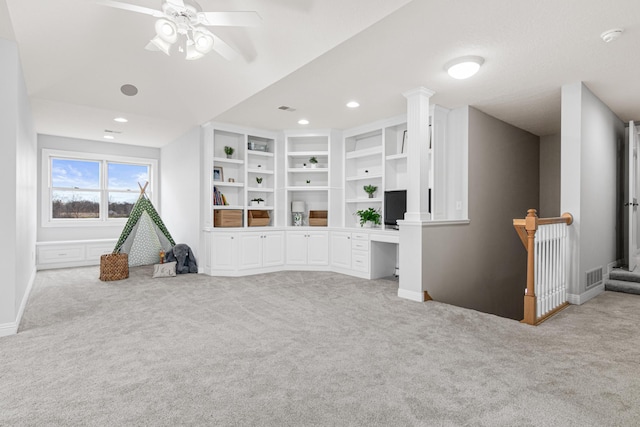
{"left": 539, "top": 133, "right": 561, "bottom": 217}
{"left": 422, "top": 107, "right": 540, "bottom": 320}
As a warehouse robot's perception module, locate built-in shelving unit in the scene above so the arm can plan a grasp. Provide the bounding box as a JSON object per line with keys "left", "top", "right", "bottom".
{"left": 203, "top": 123, "right": 278, "bottom": 229}
{"left": 284, "top": 132, "right": 333, "bottom": 226}
{"left": 342, "top": 117, "right": 407, "bottom": 228}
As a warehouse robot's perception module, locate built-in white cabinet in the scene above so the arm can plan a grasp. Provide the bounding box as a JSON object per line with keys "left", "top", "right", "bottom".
{"left": 286, "top": 230, "right": 329, "bottom": 266}
{"left": 238, "top": 231, "right": 284, "bottom": 270}
{"left": 211, "top": 232, "right": 238, "bottom": 272}
{"left": 36, "top": 239, "right": 116, "bottom": 270}
{"left": 330, "top": 231, "right": 352, "bottom": 270}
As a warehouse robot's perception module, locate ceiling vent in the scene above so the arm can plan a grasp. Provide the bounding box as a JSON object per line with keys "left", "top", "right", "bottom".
{"left": 278, "top": 105, "right": 297, "bottom": 112}
{"left": 104, "top": 129, "right": 123, "bottom": 134}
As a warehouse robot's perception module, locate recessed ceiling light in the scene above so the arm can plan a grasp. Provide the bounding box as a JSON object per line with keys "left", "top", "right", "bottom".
{"left": 445, "top": 56, "right": 484, "bottom": 79}
{"left": 601, "top": 28, "right": 623, "bottom": 43}
{"left": 298, "top": 119, "right": 309, "bottom": 125}
{"left": 103, "top": 135, "right": 115, "bottom": 140}
{"left": 346, "top": 101, "right": 360, "bottom": 108}
{"left": 114, "top": 117, "right": 128, "bottom": 123}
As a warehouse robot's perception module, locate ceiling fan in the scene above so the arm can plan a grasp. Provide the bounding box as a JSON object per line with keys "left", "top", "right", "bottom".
{"left": 96, "top": 0, "right": 261, "bottom": 60}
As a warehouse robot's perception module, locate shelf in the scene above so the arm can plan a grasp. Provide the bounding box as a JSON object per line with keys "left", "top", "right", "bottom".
{"left": 247, "top": 150, "right": 274, "bottom": 157}
{"left": 386, "top": 153, "right": 407, "bottom": 161}
{"left": 287, "top": 151, "right": 329, "bottom": 158}
{"left": 287, "top": 186, "right": 329, "bottom": 191}
{"left": 213, "top": 181, "right": 244, "bottom": 187}
{"left": 247, "top": 168, "right": 274, "bottom": 175}
{"left": 247, "top": 187, "right": 274, "bottom": 193}
{"left": 346, "top": 198, "right": 383, "bottom": 204}
{"left": 287, "top": 168, "right": 328, "bottom": 173}
{"left": 213, "top": 157, "right": 244, "bottom": 165}
{"left": 385, "top": 187, "right": 407, "bottom": 192}
{"left": 212, "top": 205, "right": 243, "bottom": 210}
{"left": 246, "top": 206, "right": 274, "bottom": 210}
{"left": 346, "top": 146, "right": 383, "bottom": 160}
{"left": 346, "top": 174, "right": 383, "bottom": 182}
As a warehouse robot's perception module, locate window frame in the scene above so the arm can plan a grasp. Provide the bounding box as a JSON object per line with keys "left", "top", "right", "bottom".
{"left": 41, "top": 149, "right": 158, "bottom": 228}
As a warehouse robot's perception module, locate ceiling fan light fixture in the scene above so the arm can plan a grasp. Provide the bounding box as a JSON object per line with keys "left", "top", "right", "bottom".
{"left": 155, "top": 18, "right": 178, "bottom": 43}
{"left": 193, "top": 29, "right": 214, "bottom": 54}
{"left": 186, "top": 43, "right": 204, "bottom": 60}
{"left": 445, "top": 56, "right": 484, "bottom": 79}
{"left": 149, "top": 36, "right": 172, "bottom": 55}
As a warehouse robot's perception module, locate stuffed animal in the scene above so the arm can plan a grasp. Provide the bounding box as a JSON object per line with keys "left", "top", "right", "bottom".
{"left": 165, "top": 243, "right": 198, "bottom": 274}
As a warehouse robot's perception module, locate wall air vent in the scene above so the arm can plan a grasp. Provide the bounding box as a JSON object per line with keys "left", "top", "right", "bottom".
{"left": 104, "top": 129, "right": 123, "bottom": 134}
{"left": 586, "top": 267, "right": 603, "bottom": 289}
{"left": 278, "top": 105, "right": 296, "bottom": 112}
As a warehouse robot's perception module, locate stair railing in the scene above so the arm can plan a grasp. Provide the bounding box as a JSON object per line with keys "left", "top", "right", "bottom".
{"left": 513, "top": 209, "right": 573, "bottom": 325}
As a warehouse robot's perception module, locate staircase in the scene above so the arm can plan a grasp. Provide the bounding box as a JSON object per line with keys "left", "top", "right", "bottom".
{"left": 606, "top": 269, "right": 640, "bottom": 295}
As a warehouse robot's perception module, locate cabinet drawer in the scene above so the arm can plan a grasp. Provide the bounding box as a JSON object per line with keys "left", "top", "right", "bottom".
{"left": 351, "top": 232, "right": 369, "bottom": 241}
{"left": 352, "top": 250, "right": 369, "bottom": 272}
{"left": 38, "top": 246, "right": 85, "bottom": 264}
{"left": 351, "top": 239, "right": 369, "bottom": 251}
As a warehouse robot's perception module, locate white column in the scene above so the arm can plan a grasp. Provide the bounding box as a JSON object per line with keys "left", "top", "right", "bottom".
{"left": 397, "top": 87, "right": 434, "bottom": 302}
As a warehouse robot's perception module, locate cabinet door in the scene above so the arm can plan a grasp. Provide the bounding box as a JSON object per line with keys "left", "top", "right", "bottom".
{"left": 212, "top": 233, "right": 237, "bottom": 271}
{"left": 238, "top": 232, "right": 262, "bottom": 270}
{"left": 286, "top": 231, "right": 308, "bottom": 265}
{"left": 263, "top": 232, "right": 285, "bottom": 267}
{"left": 307, "top": 231, "right": 329, "bottom": 266}
{"left": 330, "top": 232, "right": 351, "bottom": 269}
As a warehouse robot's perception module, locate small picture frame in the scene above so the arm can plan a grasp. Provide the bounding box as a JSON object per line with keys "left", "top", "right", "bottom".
{"left": 213, "top": 166, "right": 223, "bottom": 182}
{"left": 401, "top": 130, "right": 408, "bottom": 154}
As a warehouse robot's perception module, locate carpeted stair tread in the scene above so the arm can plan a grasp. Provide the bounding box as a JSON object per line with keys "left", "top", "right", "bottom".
{"left": 605, "top": 279, "right": 640, "bottom": 295}
{"left": 609, "top": 269, "right": 640, "bottom": 283}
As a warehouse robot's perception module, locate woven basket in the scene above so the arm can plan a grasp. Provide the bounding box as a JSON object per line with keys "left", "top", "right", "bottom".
{"left": 99, "top": 253, "right": 129, "bottom": 281}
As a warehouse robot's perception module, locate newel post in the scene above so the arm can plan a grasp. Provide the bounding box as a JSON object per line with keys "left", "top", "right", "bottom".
{"left": 523, "top": 209, "right": 538, "bottom": 325}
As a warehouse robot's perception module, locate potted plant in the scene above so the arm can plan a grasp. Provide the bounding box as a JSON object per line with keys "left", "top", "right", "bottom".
{"left": 309, "top": 156, "right": 318, "bottom": 168}
{"left": 256, "top": 177, "right": 263, "bottom": 188}
{"left": 224, "top": 146, "right": 234, "bottom": 159}
{"left": 355, "top": 207, "right": 381, "bottom": 228}
{"left": 251, "top": 198, "right": 265, "bottom": 207}
{"left": 363, "top": 184, "right": 377, "bottom": 199}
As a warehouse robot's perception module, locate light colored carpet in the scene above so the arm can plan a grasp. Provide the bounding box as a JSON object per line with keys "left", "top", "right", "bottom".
{"left": 1, "top": 266, "right": 639, "bottom": 426}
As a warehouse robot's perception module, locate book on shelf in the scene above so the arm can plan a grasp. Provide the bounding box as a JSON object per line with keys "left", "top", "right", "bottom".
{"left": 213, "top": 186, "right": 228, "bottom": 206}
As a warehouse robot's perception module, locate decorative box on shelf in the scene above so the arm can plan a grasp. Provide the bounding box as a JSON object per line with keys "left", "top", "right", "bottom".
{"left": 309, "top": 210, "right": 328, "bottom": 226}
{"left": 248, "top": 210, "right": 270, "bottom": 227}
{"left": 214, "top": 209, "right": 242, "bottom": 227}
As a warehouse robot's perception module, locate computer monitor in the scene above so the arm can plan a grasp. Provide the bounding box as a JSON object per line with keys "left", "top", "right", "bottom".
{"left": 384, "top": 190, "right": 407, "bottom": 228}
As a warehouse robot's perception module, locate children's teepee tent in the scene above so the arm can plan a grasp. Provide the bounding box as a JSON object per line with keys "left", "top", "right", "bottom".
{"left": 113, "top": 183, "right": 175, "bottom": 267}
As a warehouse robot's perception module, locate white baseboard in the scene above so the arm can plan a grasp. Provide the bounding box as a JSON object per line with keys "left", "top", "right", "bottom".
{"left": 397, "top": 288, "right": 426, "bottom": 302}
{"left": 567, "top": 283, "right": 605, "bottom": 305}
{"left": 0, "top": 267, "right": 36, "bottom": 338}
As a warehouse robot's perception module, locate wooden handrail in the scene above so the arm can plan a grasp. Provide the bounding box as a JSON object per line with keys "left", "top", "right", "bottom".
{"left": 513, "top": 209, "right": 573, "bottom": 325}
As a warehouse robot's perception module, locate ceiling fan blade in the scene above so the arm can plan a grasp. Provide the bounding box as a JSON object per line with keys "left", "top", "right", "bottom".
{"left": 198, "top": 11, "right": 262, "bottom": 27}
{"left": 95, "top": 0, "right": 165, "bottom": 18}
{"left": 166, "top": 0, "right": 185, "bottom": 7}
{"left": 209, "top": 33, "right": 240, "bottom": 61}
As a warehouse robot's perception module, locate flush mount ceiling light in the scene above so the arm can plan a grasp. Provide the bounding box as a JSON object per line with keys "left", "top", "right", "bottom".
{"left": 96, "top": 0, "right": 262, "bottom": 61}
{"left": 601, "top": 28, "right": 624, "bottom": 43}
{"left": 103, "top": 135, "right": 115, "bottom": 140}
{"left": 346, "top": 101, "right": 360, "bottom": 108}
{"left": 114, "top": 117, "right": 128, "bottom": 123}
{"left": 445, "top": 56, "right": 484, "bottom": 79}
{"left": 298, "top": 119, "right": 309, "bottom": 125}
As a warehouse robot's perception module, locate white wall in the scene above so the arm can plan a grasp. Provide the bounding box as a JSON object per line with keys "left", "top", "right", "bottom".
{"left": 561, "top": 82, "right": 623, "bottom": 302}
{"left": 421, "top": 107, "right": 540, "bottom": 320}
{"left": 539, "top": 133, "right": 561, "bottom": 217}
{"left": 160, "top": 126, "right": 202, "bottom": 259}
{"left": 37, "top": 134, "right": 161, "bottom": 243}
{"left": 0, "top": 38, "right": 37, "bottom": 335}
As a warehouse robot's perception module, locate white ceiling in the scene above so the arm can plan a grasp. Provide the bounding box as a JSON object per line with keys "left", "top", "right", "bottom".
{"left": 3, "top": 0, "right": 640, "bottom": 147}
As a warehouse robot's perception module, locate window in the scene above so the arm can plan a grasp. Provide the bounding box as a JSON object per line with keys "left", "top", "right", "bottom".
{"left": 42, "top": 149, "right": 157, "bottom": 227}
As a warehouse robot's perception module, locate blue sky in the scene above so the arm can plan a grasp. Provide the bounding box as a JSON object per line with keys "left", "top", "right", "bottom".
{"left": 52, "top": 159, "right": 149, "bottom": 203}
